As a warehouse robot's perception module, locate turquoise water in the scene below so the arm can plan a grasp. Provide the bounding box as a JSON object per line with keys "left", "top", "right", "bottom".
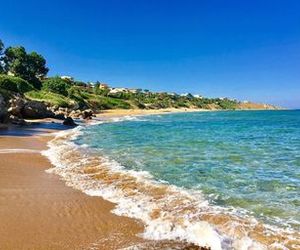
{"left": 76, "top": 110, "right": 300, "bottom": 230}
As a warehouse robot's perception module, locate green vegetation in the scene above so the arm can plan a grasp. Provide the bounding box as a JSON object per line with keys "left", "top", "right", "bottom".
{"left": 0, "top": 38, "right": 241, "bottom": 112}
{"left": 25, "top": 90, "right": 72, "bottom": 107}
{"left": 1, "top": 42, "right": 48, "bottom": 89}
{"left": 42, "top": 77, "right": 70, "bottom": 96}
{"left": 0, "top": 74, "right": 33, "bottom": 93}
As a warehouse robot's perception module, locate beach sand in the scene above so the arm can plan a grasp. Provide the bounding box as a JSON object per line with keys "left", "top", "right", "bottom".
{"left": 0, "top": 126, "right": 148, "bottom": 249}
{"left": 0, "top": 113, "right": 208, "bottom": 250}
{"left": 97, "top": 108, "right": 208, "bottom": 119}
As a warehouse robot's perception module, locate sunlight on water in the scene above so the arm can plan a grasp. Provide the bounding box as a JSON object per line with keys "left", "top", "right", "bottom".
{"left": 76, "top": 110, "right": 300, "bottom": 230}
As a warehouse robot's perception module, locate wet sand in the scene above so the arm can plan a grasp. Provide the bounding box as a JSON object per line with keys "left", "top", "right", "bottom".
{"left": 0, "top": 124, "right": 146, "bottom": 249}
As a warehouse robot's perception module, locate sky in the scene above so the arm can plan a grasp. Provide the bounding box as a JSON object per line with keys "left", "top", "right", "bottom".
{"left": 0, "top": 0, "right": 299, "bottom": 108}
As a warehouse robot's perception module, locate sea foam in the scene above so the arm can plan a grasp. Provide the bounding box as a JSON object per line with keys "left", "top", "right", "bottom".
{"left": 42, "top": 117, "right": 298, "bottom": 250}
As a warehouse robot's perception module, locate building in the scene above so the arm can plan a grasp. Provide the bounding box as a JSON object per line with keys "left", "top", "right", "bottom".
{"left": 60, "top": 76, "right": 74, "bottom": 81}
{"left": 193, "top": 94, "right": 203, "bottom": 99}
{"left": 109, "top": 88, "right": 128, "bottom": 94}
{"left": 99, "top": 83, "right": 109, "bottom": 89}
{"left": 180, "top": 93, "right": 194, "bottom": 98}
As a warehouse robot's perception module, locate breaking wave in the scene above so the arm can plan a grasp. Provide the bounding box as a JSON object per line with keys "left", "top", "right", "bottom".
{"left": 42, "top": 117, "right": 300, "bottom": 250}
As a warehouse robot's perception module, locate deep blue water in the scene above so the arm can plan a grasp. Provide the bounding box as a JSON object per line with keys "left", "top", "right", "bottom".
{"left": 76, "top": 110, "right": 300, "bottom": 229}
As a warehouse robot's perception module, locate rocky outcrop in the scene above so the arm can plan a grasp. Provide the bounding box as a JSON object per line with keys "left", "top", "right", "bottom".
{"left": 63, "top": 117, "right": 77, "bottom": 126}
{"left": 9, "top": 115, "right": 27, "bottom": 126}
{"left": 48, "top": 106, "right": 94, "bottom": 120}
{"left": 7, "top": 95, "right": 25, "bottom": 117}
{"left": 59, "top": 108, "right": 94, "bottom": 119}
{"left": 1, "top": 94, "right": 94, "bottom": 126}
{"left": 0, "top": 94, "right": 8, "bottom": 123}
{"left": 6, "top": 95, "right": 55, "bottom": 121}
{"left": 53, "top": 112, "right": 65, "bottom": 120}
{"left": 68, "top": 109, "right": 82, "bottom": 118}
{"left": 22, "top": 100, "right": 54, "bottom": 119}
{"left": 82, "top": 109, "right": 94, "bottom": 119}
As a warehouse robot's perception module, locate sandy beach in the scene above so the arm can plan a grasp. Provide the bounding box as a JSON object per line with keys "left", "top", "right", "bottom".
{"left": 97, "top": 108, "right": 209, "bottom": 118}
{"left": 0, "top": 123, "right": 149, "bottom": 249}
{"left": 0, "top": 110, "right": 209, "bottom": 250}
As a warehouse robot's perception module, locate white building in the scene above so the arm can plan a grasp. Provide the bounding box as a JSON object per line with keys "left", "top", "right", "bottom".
{"left": 60, "top": 76, "right": 73, "bottom": 81}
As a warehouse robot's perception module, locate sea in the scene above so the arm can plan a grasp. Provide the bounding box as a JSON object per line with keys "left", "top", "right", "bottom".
{"left": 43, "top": 110, "right": 300, "bottom": 250}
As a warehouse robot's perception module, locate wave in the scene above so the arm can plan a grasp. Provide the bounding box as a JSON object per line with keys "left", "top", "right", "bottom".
{"left": 42, "top": 120, "right": 300, "bottom": 250}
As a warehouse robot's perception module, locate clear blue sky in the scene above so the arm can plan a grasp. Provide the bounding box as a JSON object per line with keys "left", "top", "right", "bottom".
{"left": 1, "top": 0, "right": 299, "bottom": 108}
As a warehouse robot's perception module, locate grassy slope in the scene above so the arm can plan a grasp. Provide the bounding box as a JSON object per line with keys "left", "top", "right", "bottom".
{"left": 25, "top": 89, "right": 132, "bottom": 110}
{"left": 22, "top": 87, "right": 277, "bottom": 111}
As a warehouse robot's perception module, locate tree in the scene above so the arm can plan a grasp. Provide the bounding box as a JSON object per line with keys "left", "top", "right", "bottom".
{"left": 27, "top": 52, "right": 48, "bottom": 79}
{"left": 0, "top": 39, "right": 3, "bottom": 54}
{"left": 3, "top": 46, "right": 28, "bottom": 77}
{"left": 0, "top": 39, "right": 4, "bottom": 73}
{"left": 3, "top": 46, "right": 48, "bottom": 89}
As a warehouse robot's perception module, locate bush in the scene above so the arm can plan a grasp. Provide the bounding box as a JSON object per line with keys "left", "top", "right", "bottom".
{"left": 0, "top": 74, "right": 34, "bottom": 93}
{"left": 42, "top": 77, "right": 70, "bottom": 96}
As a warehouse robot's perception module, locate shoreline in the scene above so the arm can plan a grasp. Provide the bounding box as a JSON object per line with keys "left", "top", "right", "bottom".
{"left": 0, "top": 123, "right": 149, "bottom": 249}
{"left": 1, "top": 109, "right": 297, "bottom": 249}
{"left": 0, "top": 110, "right": 210, "bottom": 249}
{"left": 95, "top": 107, "right": 284, "bottom": 118}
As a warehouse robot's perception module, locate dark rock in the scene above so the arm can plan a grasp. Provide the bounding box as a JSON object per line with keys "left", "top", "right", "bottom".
{"left": 22, "top": 101, "right": 54, "bottom": 119}
{"left": 63, "top": 117, "right": 77, "bottom": 126}
{"left": 9, "top": 115, "right": 27, "bottom": 126}
{"left": 8, "top": 95, "right": 25, "bottom": 117}
{"left": 54, "top": 112, "right": 65, "bottom": 120}
{"left": 0, "top": 123, "right": 8, "bottom": 130}
{"left": 0, "top": 94, "right": 8, "bottom": 123}
{"left": 82, "top": 109, "right": 93, "bottom": 119}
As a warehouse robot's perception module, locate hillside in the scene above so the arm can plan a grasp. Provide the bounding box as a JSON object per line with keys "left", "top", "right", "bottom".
{"left": 0, "top": 39, "right": 279, "bottom": 126}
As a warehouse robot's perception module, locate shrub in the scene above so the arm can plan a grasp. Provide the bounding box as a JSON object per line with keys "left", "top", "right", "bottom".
{"left": 0, "top": 74, "right": 34, "bottom": 93}
{"left": 42, "top": 77, "right": 70, "bottom": 96}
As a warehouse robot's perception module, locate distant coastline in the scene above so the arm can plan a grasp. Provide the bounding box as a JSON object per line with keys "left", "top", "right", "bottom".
{"left": 0, "top": 39, "right": 281, "bottom": 128}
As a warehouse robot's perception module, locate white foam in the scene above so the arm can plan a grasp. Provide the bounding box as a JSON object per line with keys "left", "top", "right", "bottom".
{"left": 42, "top": 123, "right": 295, "bottom": 250}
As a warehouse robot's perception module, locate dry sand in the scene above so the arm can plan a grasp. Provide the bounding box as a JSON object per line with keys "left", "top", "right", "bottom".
{"left": 97, "top": 108, "right": 208, "bottom": 118}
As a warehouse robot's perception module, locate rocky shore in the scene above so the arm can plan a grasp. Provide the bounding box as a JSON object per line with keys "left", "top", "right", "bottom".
{"left": 0, "top": 93, "right": 94, "bottom": 127}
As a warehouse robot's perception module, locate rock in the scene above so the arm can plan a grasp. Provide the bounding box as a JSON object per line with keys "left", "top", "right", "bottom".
{"left": 8, "top": 106, "right": 21, "bottom": 116}
{"left": 82, "top": 109, "right": 93, "bottom": 119}
{"left": 8, "top": 95, "right": 25, "bottom": 117}
{"left": 69, "top": 109, "right": 82, "bottom": 118}
{"left": 0, "top": 123, "right": 8, "bottom": 130}
{"left": 0, "top": 94, "right": 8, "bottom": 123}
{"left": 9, "top": 115, "right": 27, "bottom": 126}
{"left": 58, "top": 107, "right": 69, "bottom": 113}
{"left": 63, "top": 117, "right": 77, "bottom": 126}
{"left": 54, "top": 112, "right": 65, "bottom": 120}
{"left": 22, "top": 101, "right": 54, "bottom": 119}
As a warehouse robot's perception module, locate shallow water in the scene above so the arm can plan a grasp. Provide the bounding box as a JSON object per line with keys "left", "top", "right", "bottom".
{"left": 78, "top": 110, "right": 300, "bottom": 229}
{"left": 45, "top": 110, "right": 300, "bottom": 249}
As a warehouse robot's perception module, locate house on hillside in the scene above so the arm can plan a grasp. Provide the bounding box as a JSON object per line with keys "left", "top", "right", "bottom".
{"left": 99, "top": 83, "right": 109, "bottom": 89}
{"left": 180, "top": 93, "right": 194, "bottom": 99}
{"left": 128, "top": 88, "right": 142, "bottom": 94}
{"left": 109, "top": 88, "right": 128, "bottom": 94}
{"left": 60, "top": 76, "right": 74, "bottom": 81}
{"left": 193, "top": 94, "right": 203, "bottom": 99}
